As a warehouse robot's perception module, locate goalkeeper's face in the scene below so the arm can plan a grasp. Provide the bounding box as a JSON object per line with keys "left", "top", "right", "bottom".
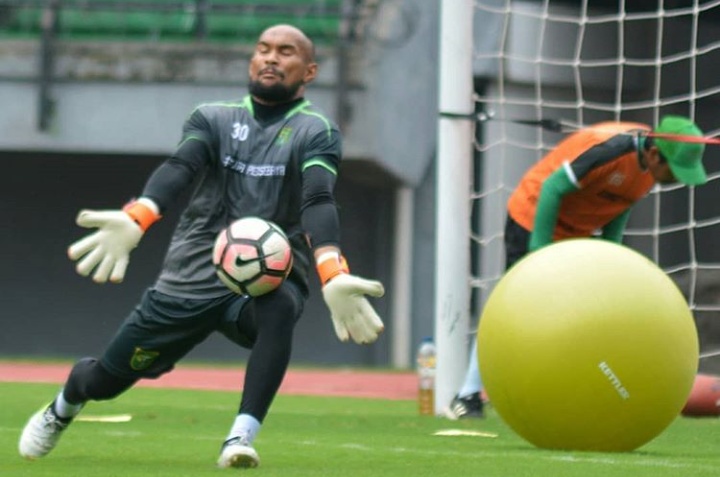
{"left": 248, "top": 25, "right": 318, "bottom": 105}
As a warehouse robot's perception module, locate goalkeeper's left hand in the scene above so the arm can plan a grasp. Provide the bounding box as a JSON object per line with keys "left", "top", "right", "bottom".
{"left": 317, "top": 253, "right": 385, "bottom": 344}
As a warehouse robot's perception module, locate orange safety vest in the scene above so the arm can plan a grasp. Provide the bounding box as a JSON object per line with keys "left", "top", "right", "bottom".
{"left": 507, "top": 122, "right": 655, "bottom": 240}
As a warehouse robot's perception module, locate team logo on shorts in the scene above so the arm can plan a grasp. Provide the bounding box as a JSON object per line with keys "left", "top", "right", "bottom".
{"left": 130, "top": 347, "right": 160, "bottom": 371}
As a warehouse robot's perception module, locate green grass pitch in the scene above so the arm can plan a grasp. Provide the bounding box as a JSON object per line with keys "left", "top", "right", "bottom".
{"left": 2, "top": 382, "right": 720, "bottom": 476}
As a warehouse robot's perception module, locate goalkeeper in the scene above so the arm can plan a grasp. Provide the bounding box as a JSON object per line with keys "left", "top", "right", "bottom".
{"left": 18, "top": 24, "right": 384, "bottom": 469}
{"left": 445, "top": 115, "right": 708, "bottom": 420}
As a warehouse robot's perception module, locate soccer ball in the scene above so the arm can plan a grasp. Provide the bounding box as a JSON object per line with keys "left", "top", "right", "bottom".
{"left": 212, "top": 217, "right": 293, "bottom": 296}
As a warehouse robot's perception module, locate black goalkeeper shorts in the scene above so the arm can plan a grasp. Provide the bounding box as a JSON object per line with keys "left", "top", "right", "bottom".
{"left": 99, "top": 281, "right": 305, "bottom": 380}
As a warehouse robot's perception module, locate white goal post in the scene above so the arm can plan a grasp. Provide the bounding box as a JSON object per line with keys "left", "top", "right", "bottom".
{"left": 435, "top": 0, "right": 720, "bottom": 413}
{"left": 434, "top": 0, "right": 476, "bottom": 415}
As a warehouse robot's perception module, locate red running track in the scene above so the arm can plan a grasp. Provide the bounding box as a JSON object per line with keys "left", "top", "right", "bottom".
{"left": 0, "top": 362, "right": 417, "bottom": 400}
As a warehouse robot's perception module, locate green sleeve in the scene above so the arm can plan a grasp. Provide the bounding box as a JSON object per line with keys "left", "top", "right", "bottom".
{"left": 601, "top": 208, "right": 631, "bottom": 244}
{"left": 529, "top": 168, "right": 578, "bottom": 251}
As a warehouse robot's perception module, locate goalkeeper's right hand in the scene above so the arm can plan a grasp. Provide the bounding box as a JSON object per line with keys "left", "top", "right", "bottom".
{"left": 67, "top": 198, "right": 160, "bottom": 283}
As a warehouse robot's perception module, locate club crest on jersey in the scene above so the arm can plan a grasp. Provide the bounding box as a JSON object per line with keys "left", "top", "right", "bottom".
{"left": 607, "top": 172, "right": 625, "bottom": 186}
{"left": 130, "top": 347, "right": 160, "bottom": 371}
{"left": 275, "top": 127, "right": 293, "bottom": 146}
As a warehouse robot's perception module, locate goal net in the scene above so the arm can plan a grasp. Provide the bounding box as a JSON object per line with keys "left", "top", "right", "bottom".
{"left": 469, "top": 0, "right": 720, "bottom": 375}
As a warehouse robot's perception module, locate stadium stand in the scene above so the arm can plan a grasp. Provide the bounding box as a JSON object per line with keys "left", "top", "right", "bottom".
{"left": 0, "top": 1, "right": 344, "bottom": 45}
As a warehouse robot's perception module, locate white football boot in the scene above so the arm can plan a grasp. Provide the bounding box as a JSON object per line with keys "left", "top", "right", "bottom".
{"left": 217, "top": 436, "right": 260, "bottom": 469}
{"left": 19, "top": 404, "right": 72, "bottom": 459}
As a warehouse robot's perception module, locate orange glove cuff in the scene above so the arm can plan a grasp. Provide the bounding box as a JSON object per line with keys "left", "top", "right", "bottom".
{"left": 316, "top": 254, "right": 350, "bottom": 286}
{"left": 123, "top": 201, "right": 161, "bottom": 232}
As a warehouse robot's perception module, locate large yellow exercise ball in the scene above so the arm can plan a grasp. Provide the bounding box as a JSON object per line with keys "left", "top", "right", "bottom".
{"left": 478, "top": 239, "right": 698, "bottom": 452}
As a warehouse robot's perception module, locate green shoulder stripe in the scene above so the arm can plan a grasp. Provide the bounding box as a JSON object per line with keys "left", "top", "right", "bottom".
{"left": 286, "top": 99, "right": 312, "bottom": 118}
{"left": 186, "top": 96, "right": 251, "bottom": 119}
{"left": 242, "top": 96, "right": 254, "bottom": 115}
{"left": 303, "top": 158, "right": 337, "bottom": 175}
{"left": 287, "top": 101, "right": 333, "bottom": 139}
{"left": 177, "top": 134, "right": 209, "bottom": 148}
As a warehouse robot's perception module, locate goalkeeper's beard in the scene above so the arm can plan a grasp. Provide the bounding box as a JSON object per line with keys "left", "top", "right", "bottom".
{"left": 248, "top": 79, "right": 304, "bottom": 104}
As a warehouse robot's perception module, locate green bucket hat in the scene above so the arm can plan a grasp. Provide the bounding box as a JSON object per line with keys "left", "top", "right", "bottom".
{"left": 653, "top": 115, "right": 707, "bottom": 185}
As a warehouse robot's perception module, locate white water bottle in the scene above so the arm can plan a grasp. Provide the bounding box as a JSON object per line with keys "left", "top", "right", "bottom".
{"left": 417, "top": 337, "right": 436, "bottom": 416}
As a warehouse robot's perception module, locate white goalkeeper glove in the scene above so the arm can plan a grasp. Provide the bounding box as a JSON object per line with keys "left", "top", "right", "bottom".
{"left": 67, "top": 198, "right": 160, "bottom": 284}
{"left": 317, "top": 252, "right": 385, "bottom": 344}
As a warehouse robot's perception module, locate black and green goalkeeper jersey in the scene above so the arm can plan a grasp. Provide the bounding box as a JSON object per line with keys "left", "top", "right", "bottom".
{"left": 149, "top": 96, "right": 342, "bottom": 299}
